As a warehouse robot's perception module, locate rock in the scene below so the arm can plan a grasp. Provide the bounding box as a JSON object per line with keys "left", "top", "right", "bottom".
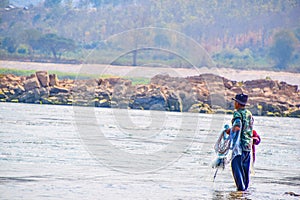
{"left": 251, "top": 88, "right": 262, "bottom": 95}
{"left": 5, "top": 74, "right": 21, "bottom": 82}
{"left": 266, "top": 111, "right": 281, "bottom": 117}
{"left": 178, "top": 91, "right": 197, "bottom": 112}
{"left": 248, "top": 104, "right": 263, "bottom": 116}
{"left": 188, "top": 103, "right": 203, "bottom": 113}
{"left": 19, "top": 88, "right": 40, "bottom": 103}
{"left": 214, "top": 108, "right": 233, "bottom": 114}
{"left": 0, "top": 90, "right": 7, "bottom": 99}
{"left": 40, "top": 97, "right": 54, "bottom": 104}
{"left": 95, "top": 99, "right": 111, "bottom": 107}
{"left": 10, "top": 99, "right": 19, "bottom": 103}
{"left": 0, "top": 71, "right": 299, "bottom": 118}
{"left": 50, "top": 86, "right": 69, "bottom": 95}
{"left": 39, "top": 87, "right": 50, "bottom": 97}
{"left": 13, "top": 84, "right": 25, "bottom": 95}
{"left": 199, "top": 104, "right": 213, "bottom": 114}
{"left": 36, "top": 71, "right": 49, "bottom": 87}
{"left": 244, "top": 79, "right": 278, "bottom": 90}
{"left": 49, "top": 74, "right": 59, "bottom": 86}
{"left": 284, "top": 192, "right": 300, "bottom": 197}
{"left": 289, "top": 109, "right": 300, "bottom": 118}
{"left": 230, "top": 86, "right": 243, "bottom": 94}
{"left": 24, "top": 76, "right": 40, "bottom": 91}
{"left": 163, "top": 90, "right": 182, "bottom": 112}
{"left": 188, "top": 103, "right": 213, "bottom": 114}
{"left": 208, "top": 93, "right": 227, "bottom": 108}
{"left": 130, "top": 95, "right": 166, "bottom": 111}
{"left": 224, "top": 80, "right": 233, "bottom": 89}
{"left": 279, "top": 82, "right": 298, "bottom": 93}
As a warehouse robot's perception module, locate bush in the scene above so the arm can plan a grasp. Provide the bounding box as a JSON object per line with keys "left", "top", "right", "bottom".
{"left": 269, "top": 30, "right": 297, "bottom": 70}
{"left": 17, "top": 44, "right": 29, "bottom": 55}
{"left": 1, "top": 37, "right": 17, "bottom": 53}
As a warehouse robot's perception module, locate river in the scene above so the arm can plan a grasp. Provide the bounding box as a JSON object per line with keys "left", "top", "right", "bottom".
{"left": 0, "top": 102, "right": 299, "bottom": 199}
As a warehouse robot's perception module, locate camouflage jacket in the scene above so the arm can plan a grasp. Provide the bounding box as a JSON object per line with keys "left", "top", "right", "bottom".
{"left": 231, "top": 108, "right": 253, "bottom": 152}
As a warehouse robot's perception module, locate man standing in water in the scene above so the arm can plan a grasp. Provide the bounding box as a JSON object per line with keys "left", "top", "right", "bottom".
{"left": 227, "top": 93, "right": 253, "bottom": 191}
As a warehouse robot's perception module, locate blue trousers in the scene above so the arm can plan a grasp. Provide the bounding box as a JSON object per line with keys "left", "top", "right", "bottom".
{"left": 231, "top": 151, "right": 251, "bottom": 191}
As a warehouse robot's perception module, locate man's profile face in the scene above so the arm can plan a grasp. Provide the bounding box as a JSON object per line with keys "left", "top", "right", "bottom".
{"left": 234, "top": 101, "right": 239, "bottom": 109}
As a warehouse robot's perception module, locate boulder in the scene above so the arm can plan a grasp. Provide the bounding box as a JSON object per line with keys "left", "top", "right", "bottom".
{"left": 164, "top": 91, "right": 182, "bottom": 112}
{"left": 36, "top": 71, "right": 49, "bottom": 87}
{"left": 24, "top": 76, "right": 40, "bottom": 91}
{"left": 244, "top": 79, "right": 278, "bottom": 90}
{"left": 39, "top": 87, "right": 50, "bottom": 97}
{"left": 289, "top": 109, "right": 300, "bottom": 118}
{"left": 0, "top": 90, "right": 7, "bottom": 99}
{"left": 95, "top": 99, "right": 111, "bottom": 107}
{"left": 19, "top": 88, "right": 40, "bottom": 103}
{"left": 50, "top": 86, "right": 69, "bottom": 95}
{"left": 208, "top": 93, "right": 227, "bottom": 108}
{"left": 130, "top": 94, "right": 166, "bottom": 111}
{"left": 49, "top": 74, "right": 59, "bottom": 86}
{"left": 5, "top": 74, "right": 21, "bottom": 82}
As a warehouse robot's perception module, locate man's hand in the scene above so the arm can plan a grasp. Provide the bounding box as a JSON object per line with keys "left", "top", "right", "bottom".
{"left": 225, "top": 125, "right": 240, "bottom": 135}
{"left": 225, "top": 128, "right": 230, "bottom": 135}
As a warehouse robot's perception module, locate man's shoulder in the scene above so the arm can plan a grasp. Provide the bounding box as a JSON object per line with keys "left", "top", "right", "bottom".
{"left": 236, "top": 108, "right": 252, "bottom": 115}
{"left": 233, "top": 110, "right": 242, "bottom": 120}
{"left": 245, "top": 109, "right": 253, "bottom": 117}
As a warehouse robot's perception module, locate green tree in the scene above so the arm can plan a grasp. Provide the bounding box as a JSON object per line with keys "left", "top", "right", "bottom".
{"left": 2, "top": 37, "right": 17, "bottom": 53}
{"left": 269, "top": 30, "right": 297, "bottom": 70}
{"left": 36, "top": 33, "right": 76, "bottom": 60}
{"left": 24, "top": 29, "right": 43, "bottom": 56}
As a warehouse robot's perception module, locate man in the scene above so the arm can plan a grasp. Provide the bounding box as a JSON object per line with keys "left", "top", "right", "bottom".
{"left": 227, "top": 93, "right": 253, "bottom": 191}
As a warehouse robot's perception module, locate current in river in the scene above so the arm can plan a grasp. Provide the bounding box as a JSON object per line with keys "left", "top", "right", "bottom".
{"left": 0, "top": 103, "right": 299, "bottom": 199}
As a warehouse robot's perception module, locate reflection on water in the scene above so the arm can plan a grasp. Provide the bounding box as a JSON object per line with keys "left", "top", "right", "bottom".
{"left": 0, "top": 103, "right": 299, "bottom": 199}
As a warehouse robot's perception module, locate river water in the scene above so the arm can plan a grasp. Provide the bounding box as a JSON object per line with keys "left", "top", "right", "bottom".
{"left": 0, "top": 102, "right": 299, "bottom": 200}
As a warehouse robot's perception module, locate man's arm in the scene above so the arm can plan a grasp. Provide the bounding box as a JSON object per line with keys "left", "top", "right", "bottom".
{"left": 225, "top": 117, "right": 241, "bottom": 134}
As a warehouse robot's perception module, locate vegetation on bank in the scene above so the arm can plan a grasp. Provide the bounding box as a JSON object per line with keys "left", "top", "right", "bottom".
{"left": 0, "top": 0, "right": 300, "bottom": 72}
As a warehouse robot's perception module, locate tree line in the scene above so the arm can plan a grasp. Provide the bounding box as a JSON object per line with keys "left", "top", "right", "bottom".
{"left": 0, "top": 0, "right": 299, "bottom": 70}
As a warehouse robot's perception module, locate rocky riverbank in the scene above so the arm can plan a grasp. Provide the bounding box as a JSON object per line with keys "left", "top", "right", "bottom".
{"left": 0, "top": 71, "right": 299, "bottom": 117}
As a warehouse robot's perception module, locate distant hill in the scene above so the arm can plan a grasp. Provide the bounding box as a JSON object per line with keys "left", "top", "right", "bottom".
{"left": 1, "top": 0, "right": 299, "bottom": 71}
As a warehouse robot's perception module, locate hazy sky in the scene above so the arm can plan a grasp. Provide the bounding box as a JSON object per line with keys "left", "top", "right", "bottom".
{"left": 9, "top": 0, "right": 81, "bottom": 7}
{"left": 9, "top": 0, "right": 42, "bottom": 7}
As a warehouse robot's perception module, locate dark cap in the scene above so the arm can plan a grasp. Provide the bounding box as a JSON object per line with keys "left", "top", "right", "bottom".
{"left": 232, "top": 93, "right": 248, "bottom": 106}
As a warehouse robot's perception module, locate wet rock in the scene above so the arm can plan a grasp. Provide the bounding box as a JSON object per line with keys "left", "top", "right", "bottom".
{"left": 165, "top": 91, "right": 182, "bottom": 112}
{"left": 19, "top": 88, "right": 40, "bottom": 103}
{"left": 130, "top": 93, "right": 166, "bottom": 110}
{"left": 13, "top": 84, "right": 25, "bottom": 95}
{"left": 95, "top": 99, "right": 111, "bottom": 108}
{"left": 0, "top": 90, "right": 7, "bottom": 99}
{"left": 40, "top": 97, "right": 54, "bottom": 104}
{"left": 288, "top": 109, "right": 300, "bottom": 118}
{"left": 188, "top": 103, "right": 213, "bottom": 114}
{"left": 50, "top": 86, "right": 69, "bottom": 95}
{"left": 39, "top": 87, "right": 50, "bottom": 97}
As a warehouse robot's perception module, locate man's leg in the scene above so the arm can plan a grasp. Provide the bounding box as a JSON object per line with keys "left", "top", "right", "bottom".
{"left": 231, "top": 155, "right": 245, "bottom": 191}
{"left": 242, "top": 151, "right": 251, "bottom": 190}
